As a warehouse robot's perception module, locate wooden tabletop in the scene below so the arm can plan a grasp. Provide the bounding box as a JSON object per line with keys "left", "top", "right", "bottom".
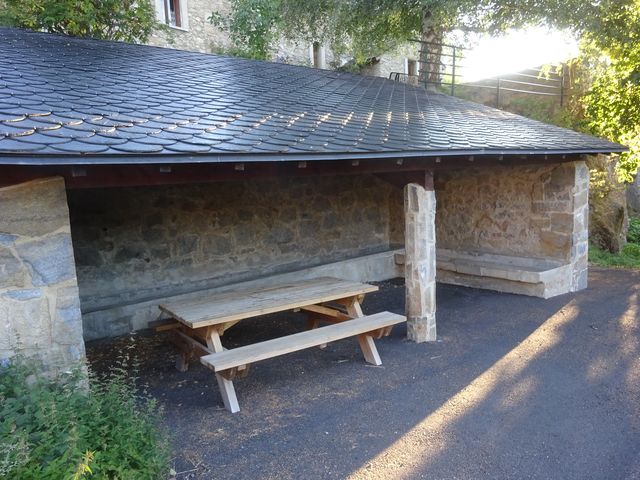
{"left": 159, "top": 277, "right": 379, "bottom": 329}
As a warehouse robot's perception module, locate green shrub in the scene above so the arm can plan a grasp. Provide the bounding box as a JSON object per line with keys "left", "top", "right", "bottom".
{"left": 0, "top": 356, "right": 169, "bottom": 479}
{"left": 589, "top": 243, "right": 640, "bottom": 269}
{"left": 628, "top": 217, "right": 640, "bottom": 244}
{"left": 622, "top": 242, "right": 640, "bottom": 258}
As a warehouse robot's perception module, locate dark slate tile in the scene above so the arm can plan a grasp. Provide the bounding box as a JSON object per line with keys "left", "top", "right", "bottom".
{"left": 0, "top": 27, "right": 626, "bottom": 160}
{"left": 50, "top": 140, "right": 112, "bottom": 153}
{"left": 0, "top": 137, "right": 45, "bottom": 152}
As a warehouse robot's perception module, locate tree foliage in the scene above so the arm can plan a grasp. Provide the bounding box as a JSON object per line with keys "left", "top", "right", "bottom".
{"left": 210, "top": 0, "right": 600, "bottom": 63}
{"left": 580, "top": 1, "right": 640, "bottom": 182}
{"left": 0, "top": 0, "right": 159, "bottom": 43}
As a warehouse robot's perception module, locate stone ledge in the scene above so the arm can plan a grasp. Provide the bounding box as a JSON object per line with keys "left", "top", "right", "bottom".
{"left": 437, "top": 249, "right": 574, "bottom": 299}
{"left": 396, "top": 248, "right": 573, "bottom": 299}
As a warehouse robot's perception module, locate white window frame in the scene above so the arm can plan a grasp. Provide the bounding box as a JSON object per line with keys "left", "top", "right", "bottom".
{"left": 406, "top": 58, "right": 417, "bottom": 76}
{"left": 154, "top": 0, "right": 189, "bottom": 31}
{"left": 309, "top": 42, "right": 326, "bottom": 69}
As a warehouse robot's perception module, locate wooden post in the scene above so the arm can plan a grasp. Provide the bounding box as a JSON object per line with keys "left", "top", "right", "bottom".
{"left": 404, "top": 179, "right": 437, "bottom": 342}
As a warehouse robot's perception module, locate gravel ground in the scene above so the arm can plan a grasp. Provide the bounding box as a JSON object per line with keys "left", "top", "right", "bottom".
{"left": 87, "top": 267, "right": 640, "bottom": 480}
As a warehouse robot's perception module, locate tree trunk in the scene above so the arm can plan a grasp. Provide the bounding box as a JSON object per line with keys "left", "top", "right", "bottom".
{"left": 418, "top": 8, "right": 444, "bottom": 91}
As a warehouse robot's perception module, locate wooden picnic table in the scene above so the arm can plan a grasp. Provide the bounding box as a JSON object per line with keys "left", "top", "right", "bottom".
{"left": 156, "top": 276, "right": 405, "bottom": 413}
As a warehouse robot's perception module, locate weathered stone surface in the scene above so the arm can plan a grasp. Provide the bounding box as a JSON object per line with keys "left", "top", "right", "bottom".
{"left": 0, "top": 177, "right": 68, "bottom": 237}
{"left": 587, "top": 155, "right": 628, "bottom": 252}
{"left": 404, "top": 183, "right": 437, "bottom": 343}
{"left": 0, "top": 290, "right": 50, "bottom": 350}
{"left": 0, "top": 246, "right": 27, "bottom": 289}
{"left": 1, "top": 177, "right": 85, "bottom": 373}
{"left": 434, "top": 162, "right": 589, "bottom": 298}
{"left": 53, "top": 286, "right": 84, "bottom": 348}
{"left": 68, "top": 176, "right": 395, "bottom": 314}
{"left": 16, "top": 233, "right": 77, "bottom": 286}
{"left": 435, "top": 164, "right": 577, "bottom": 261}
{"left": 0, "top": 234, "right": 17, "bottom": 245}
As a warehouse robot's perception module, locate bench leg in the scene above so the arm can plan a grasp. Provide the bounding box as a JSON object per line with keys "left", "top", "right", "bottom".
{"left": 206, "top": 327, "right": 241, "bottom": 413}
{"left": 170, "top": 330, "right": 194, "bottom": 372}
{"left": 306, "top": 316, "right": 327, "bottom": 349}
{"left": 176, "top": 349, "right": 193, "bottom": 372}
{"left": 216, "top": 375, "right": 240, "bottom": 413}
{"left": 357, "top": 334, "right": 382, "bottom": 366}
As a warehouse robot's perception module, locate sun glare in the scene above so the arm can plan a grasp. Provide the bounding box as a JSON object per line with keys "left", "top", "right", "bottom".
{"left": 457, "top": 27, "right": 580, "bottom": 82}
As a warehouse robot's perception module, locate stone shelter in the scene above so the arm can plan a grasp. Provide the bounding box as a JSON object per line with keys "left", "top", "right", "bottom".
{"left": 0, "top": 28, "right": 625, "bottom": 372}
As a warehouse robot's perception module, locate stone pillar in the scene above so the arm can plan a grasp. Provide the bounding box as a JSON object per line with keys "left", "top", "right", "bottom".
{"left": 404, "top": 181, "right": 437, "bottom": 342}
{"left": 0, "top": 177, "right": 85, "bottom": 373}
{"left": 570, "top": 161, "right": 590, "bottom": 291}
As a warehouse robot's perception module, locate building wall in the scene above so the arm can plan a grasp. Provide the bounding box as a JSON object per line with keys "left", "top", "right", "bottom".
{"left": 148, "top": 0, "right": 232, "bottom": 53}
{"left": 0, "top": 178, "right": 85, "bottom": 371}
{"left": 360, "top": 44, "right": 420, "bottom": 80}
{"left": 432, "top": 162, "right": 589, "bottom": 297}
{"left": 145, "top": 0, "right": 412, "bottom": 77}
{"left": 435, "top": 163, "right": 583, "bottom": 261}
{"left": 68, "top": 175, "right": 398, "bottom": 338}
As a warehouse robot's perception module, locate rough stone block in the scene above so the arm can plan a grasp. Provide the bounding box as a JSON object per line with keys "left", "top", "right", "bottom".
{"left": 0, "top": 246, "right": 27, "bottom": 289}
{"left": 16, "top": 233, "right": 77, "bottom": 286}
{"left": 53, "top": 286, "right": 84, "bottom": 348}
{"left": 0, "top": 289, "right": 51, "bottom": 350}
{"left": 550, "top": 213, "right": 574, "bottom": 234}
{"left": 539, "top": 231, "right": 570, "bottom": 258}
{"left": 407, "top": 313, "right": 437, "bottom": 342}
{"left": 0, "top": 178, "right": 69, "bottom": 237}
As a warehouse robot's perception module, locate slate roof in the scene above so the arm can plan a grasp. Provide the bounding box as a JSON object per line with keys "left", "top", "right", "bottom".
{"left": 0, "top": 28, "right": 625, "bottom": 165}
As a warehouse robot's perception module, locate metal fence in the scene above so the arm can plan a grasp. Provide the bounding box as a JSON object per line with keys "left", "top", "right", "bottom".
{"left": 389, "top": 39, "right": 569, "bottom": 108}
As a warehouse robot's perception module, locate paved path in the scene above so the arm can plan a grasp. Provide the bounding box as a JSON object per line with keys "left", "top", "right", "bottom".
{"left": 88, "top": 267, "right": 640, "bottom": 479}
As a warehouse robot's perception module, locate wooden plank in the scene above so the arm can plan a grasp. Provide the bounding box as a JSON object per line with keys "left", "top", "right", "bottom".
{"left": 300, "top": 304, "right": 350, "bottom": 320}
{"left": 201, "top": 311, "right": 405, "bottom": 372}
{"left": 149, "top": 318, "right": 181, "bottom": 332}
{"left": 160, "top": 277, "right": 378, "bottom": 329}
{"left": 175, "top": 330, "right": 214, "bottom": 356}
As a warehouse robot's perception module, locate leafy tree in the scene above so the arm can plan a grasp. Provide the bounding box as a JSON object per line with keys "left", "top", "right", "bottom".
{"left": 0, "top": 0, "right": 159, "bottom": 43}
{"left": 580, "top": 1, "right": 640, "bottom": 181}
{"left": 211, "top": 0, "right": 597, "bottom": 79}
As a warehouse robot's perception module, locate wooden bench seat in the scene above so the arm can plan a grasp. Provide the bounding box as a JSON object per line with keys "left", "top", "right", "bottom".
{"left": 200, "top": 311, "right": 406, "bottom": 412}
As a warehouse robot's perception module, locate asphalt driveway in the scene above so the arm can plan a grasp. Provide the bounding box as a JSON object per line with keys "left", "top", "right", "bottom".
{"left": 87, "top": 267, "right": 640, "bottom": 480}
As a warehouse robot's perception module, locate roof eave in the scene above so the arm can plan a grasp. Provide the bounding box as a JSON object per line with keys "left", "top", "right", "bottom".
{"left": 0, "top": 147, "right": 628, "bottom": 166}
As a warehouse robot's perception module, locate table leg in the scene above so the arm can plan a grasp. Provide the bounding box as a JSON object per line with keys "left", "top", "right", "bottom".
{"left": 206, "top": 327, "right": 240, "bottom": 414}
{"left": 170, "top": 327, "right": 195, "bottom": 372}
{"left": 345, "top": 295, "right": 383, "bottom": 366}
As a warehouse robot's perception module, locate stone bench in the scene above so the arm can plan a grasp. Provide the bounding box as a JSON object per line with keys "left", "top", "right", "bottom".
{"left": 396, "top": 249, "right": 573, "bottom": 299}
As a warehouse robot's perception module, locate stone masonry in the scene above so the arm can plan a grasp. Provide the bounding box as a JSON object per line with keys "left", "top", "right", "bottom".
{"left": 68, "top": 175, "right": 398, "bottom": 340}
{"left": 404, "top": 183, "right": 437, "bottom": 342}
{"left": 148, "top": 0, "right": 232, "bottom": 53}
{"left": 0, "top": 178, "right": 85, "bottom": 372}
{"left": 570, "top": 161, "right": 590, "bottom": 291}
{"left": 433, "top": 161, "right": 590, "bottom": 297}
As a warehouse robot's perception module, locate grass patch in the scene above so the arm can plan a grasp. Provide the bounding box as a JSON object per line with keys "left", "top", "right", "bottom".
{"left": 589, "top": 242, "right": 640, "bottom": 269}
{"left": 589, "top": 216, "right": 640, "bottom": 270}
{"left": 0, "top": 352, "right": 169, "bottom": 479}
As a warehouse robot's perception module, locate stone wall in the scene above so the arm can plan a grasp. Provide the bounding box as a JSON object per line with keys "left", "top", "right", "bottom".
{"left": 435, "top": 163, "right": 583, "bottom": 261}
{"left": 360, "top": 44, "right": 420, "bottom": 80}
{"left": 431, "top": 161, "right": 589, "bottom": 296}
{"left": 68, "top": 175, "right": 398, "bottom": 339}
{"left": 0, "top": 178, "right": 85, "bottom": 371}
{"left": 147, "top": 0, "right": 232, "bottom": 53}
{"left": 145, "top": 0, "right": 412, "bottom": 78}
